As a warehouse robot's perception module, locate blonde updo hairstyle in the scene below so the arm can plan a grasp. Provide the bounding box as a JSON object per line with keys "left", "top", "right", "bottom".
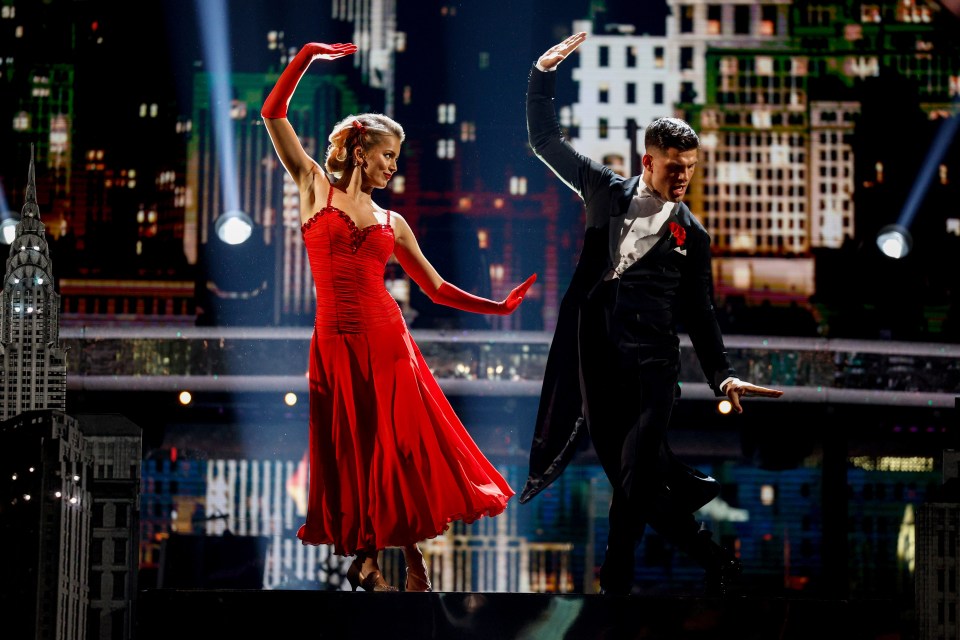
{"left": 324, "top": 113, "right": 405, "bottom": 176}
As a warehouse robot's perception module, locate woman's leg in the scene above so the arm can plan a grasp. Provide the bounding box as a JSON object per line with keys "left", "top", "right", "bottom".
{"left": 402, "top": 543, "right": 432, "bottom": 592}
{"left": 347, "top": 549, "right": 397, "bottom": 592}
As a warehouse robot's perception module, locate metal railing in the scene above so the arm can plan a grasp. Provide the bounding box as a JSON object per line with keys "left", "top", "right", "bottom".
{"left": 59, "top": 327, "right": 960, "bottom": 407}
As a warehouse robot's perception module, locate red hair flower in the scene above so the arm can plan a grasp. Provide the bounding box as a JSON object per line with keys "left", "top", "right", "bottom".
{"left": 352, "top": 119, "right": 366, "bottom": 135}
{"left": 669, "top": 222, "right": 686, "bottom": 247}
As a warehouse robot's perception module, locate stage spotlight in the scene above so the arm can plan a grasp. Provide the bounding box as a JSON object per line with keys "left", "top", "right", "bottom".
{"left": 284, "top": 392, "right": 297, "bottom": 407}
{"left": 215, "top": 210, "right": 253, "bottom": 245}
{"left": 1, "top": 215, "right": 18, "bottom": 244}
{"left": 178, "top": 390, "right": 193, "bottom": 406}
{"left": 876, "top": 224, "right": 913, "bottom": 259}
{"left": 717, "top": 400, "right": 733, "bottom": 415}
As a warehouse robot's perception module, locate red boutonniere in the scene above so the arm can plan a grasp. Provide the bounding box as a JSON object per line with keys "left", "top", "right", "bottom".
{"left": 669, "top": 222, "right": 686, "bottom": 247}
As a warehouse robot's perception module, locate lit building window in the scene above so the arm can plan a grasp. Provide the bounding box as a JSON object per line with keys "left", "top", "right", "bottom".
{"left": 761, "top": 5, "right": 777, "bottom": 36}
{"left": 760, "top": 484, "right": 775, "bottom": 506}
{"left": 861, "top": 5, "right": 881, "bottom": 23}
{"left": 654, "top": 46, "right": 664, "bottom": 68}
{"left": 437, "top": 103, "right": 456, "bottom": 124}
{"left": 707, "top": 5, "right": 722, "bottom": 35}
{"left": 844, "top": 23, "right": 863, "bottom": 41}
{"left": 230, "top": 100, "right": 247, "bottom": 120}
{"left": 603, "top": 154, "right": 626, "bottom": 177}
{"left": 509, "top": 176, "right": 527, "bottom": 196}
{"left": 50, "top": 115, "right": 69, "bottom": 155}
{"left": 13, "top": 110, "right": 30, "bottom": 131}
{"left": 460, "top": 121, "right": 476, "bottom": 142}
{"left": 436, "top": 139, "right": 455, "bottom": 159}
{"left": 598, "top": 83, "right": 609, "bottom": 103}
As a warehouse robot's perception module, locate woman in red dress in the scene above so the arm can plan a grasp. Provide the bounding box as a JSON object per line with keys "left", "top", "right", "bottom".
{"left": 262, "top": 41, "right": 536, "bottom": 592}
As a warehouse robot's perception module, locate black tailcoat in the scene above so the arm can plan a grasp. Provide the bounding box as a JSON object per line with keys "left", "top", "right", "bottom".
{"left": 520, "top": 65, "right": 736, "bottom": 509}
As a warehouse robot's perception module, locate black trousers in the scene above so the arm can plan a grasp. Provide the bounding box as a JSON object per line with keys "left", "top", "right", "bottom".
{"left": 578, "top": 279, "right": 703, "bottom": 565}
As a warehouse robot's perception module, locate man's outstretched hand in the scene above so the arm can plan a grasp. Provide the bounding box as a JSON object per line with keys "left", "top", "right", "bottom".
{"left": 725, "top": 380, "right": 784, "bottom": 414}
{"left": 537, "top": 32, "right": 587, "bottom": 71}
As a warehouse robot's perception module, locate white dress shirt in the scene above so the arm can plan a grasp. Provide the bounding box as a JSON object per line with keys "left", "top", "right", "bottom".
{"left": 535, "top": 60, "right": 739, "bottom": 393}
{"left": 605, "top": 181, "right": 674, "bottom": 281}
{"left": 608, "top": 180, "right": 740, "bottom": 393}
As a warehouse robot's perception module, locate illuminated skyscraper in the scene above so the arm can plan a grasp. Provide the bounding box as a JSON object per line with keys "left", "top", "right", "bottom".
{"left": 0, "top": 152, "right": 88, "bottom": 640}
{"left": 0, "top": 151, "right": 142, "bottom": 640}
{"left": 0, "top": 147, "right": 67, "bottom": 421}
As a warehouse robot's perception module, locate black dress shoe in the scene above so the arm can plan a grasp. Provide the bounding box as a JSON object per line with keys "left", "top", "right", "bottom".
{"left": 704, "top": 555, "right": 741, "bottom": 597}
{"left": 598, "top": 568, "right": 633, "bottom": 595}
{"left": 679, "top": 528, "right": 741, "bottom": 597}
{"left": 598, "top": 550, "right": 634, "bottom": 596}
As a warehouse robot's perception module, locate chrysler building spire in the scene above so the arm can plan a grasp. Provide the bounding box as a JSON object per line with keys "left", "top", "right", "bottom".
{"left": 0, "top": 145, "right": 67, "bottom": 420}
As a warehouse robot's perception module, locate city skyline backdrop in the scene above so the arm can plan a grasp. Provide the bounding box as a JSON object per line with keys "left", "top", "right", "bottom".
{"left": 1, "top": 0, "right": 958, "bottom": 341}
{"left": 2, "top": 4, "right": 960, "bottom": 634}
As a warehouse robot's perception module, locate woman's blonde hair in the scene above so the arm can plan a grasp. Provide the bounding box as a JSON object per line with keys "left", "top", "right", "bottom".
{"left": 324, "top": 113, "right": 405, "bottom": 175}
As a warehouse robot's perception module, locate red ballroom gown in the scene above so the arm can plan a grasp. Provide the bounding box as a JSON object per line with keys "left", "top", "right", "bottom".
{"left": 297, "top": 192, "right": 514, "bottom": 556}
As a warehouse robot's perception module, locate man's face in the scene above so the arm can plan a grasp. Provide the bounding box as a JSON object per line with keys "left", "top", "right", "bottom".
{"left": 641, "top": 147, "right": 698, "bottom": 202}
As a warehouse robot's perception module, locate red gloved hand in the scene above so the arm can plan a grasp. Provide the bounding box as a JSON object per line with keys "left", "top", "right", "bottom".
{"left": 432, "top": 274, "right": 537, "bottom": 316}
{"left": 262, "top": 42, "right": 358, "bottom": 119}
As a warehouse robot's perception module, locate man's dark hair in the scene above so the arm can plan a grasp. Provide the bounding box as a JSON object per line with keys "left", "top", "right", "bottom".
{"left": 644, "top": 117, "right": 700, "bottom": 153}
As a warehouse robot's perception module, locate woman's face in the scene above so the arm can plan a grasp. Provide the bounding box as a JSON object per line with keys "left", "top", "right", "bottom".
{"left": 360, "top": 135, "right": 401, "bottom": 189}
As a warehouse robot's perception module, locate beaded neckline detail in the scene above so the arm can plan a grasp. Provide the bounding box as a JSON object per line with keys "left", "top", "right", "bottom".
{"left": 302, "top": 207, "right": 393, "bottom": 253}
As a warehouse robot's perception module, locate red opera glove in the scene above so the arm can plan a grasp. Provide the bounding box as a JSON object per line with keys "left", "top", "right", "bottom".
{"left": 261, "top": 42, "right": 357, "bottom": 119}
{"left": 431, "top": 274, "right": 537, "bottom": 316}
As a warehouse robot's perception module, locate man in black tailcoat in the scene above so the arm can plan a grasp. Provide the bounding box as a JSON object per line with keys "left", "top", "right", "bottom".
{"left": 520, "top": 32, "right": 784, "bottom": 596}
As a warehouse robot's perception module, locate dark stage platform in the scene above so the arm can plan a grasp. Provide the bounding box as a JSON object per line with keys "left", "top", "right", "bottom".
{"left": 136, "top": 589, "right": 913, "bottom": 639}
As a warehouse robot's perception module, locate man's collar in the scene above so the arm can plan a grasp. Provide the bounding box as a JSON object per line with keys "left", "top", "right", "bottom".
{"left": 637, "top": 178, "right": 666, "bottom": 204}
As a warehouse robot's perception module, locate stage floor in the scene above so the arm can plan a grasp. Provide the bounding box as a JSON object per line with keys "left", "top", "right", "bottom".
{"left": 136, "top": 589, "right": 914, "bottom": 639}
